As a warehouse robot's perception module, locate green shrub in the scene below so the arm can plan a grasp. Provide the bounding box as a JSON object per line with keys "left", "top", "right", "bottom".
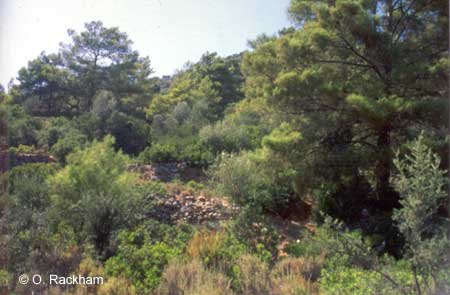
{"left": 178, "top": 139, "right": 214, "bottom": 166}
{"left": 8, "top": 144, "right": 38, "bottom": 154}
{"left": 320, "top": 265, "right": 383, "bottom": 295}
{"left": 209, "top": 150, "right": 296, "bottom": 212}
{"left": 7, "top": 104, "right": 41, "bottom": 147}
{"left": 107, "top": 111, "right": 151, "bottom": 155}
{"left": 283, "top": 228, "right": 330, "bottom": 259}
{"left": 320, "top": 259, "right": 422, "bottom": 295}
{"left": 392, "top": 134, "right": 450, "bottom": 293}
{"left": 48, "top": 136, "right": 139, "bottom": 256}
{"left": 186, "top": 230, "right": 247, "bottom": 274}
{"left": 186, "top": 180, "right": 205, "bottom": 191}
{"left": 199, "top": 123, "right": 265, "bottom": 154}
{"left": 139, "top": 143, "right": 179, "bottom": 163}
{"left": 49, "top": 131, "right": 87, "bottom": 163}
{"left": 0, "top": 269, "right": 11, "bottom": 288}
{"left": 7, "top": 163, "right": 79, "bottom": 283}
{"left": 105, "top": 223, "right": 192, "bottom": 294}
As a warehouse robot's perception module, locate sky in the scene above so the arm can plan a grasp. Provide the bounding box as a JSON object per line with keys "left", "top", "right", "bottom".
{"left": 0, "top": 0, "right": 292, "bottom": 87}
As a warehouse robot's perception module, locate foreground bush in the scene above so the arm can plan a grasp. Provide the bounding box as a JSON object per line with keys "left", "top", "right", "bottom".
{"left": 105, "top": 222, "right": 192, "bottom": 294}
{"left": 156, "top": 259, "right": 233, "bottom": 295}
{"left": 186, "top": 230, "right": 247, "bottom": 273}
{"left": 234, "top": 254, "right": 271, "bottom": 295}
{"left": 392, "top": 135, "right": 450, "bottom": 294}
{"left": 156, "top": 255, "right": 321, "bottom": 295}
{"left": 48, "top": 136, "right": 139, "bottom": 256}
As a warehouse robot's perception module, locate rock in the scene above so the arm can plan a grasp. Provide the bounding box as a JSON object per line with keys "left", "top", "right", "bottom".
{"left": 147, "top": 188, "right": 237, "bottom": 225}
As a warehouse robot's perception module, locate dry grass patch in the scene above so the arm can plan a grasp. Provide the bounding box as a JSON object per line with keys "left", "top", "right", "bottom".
{"left": 156, "top": 259, "right": 233, "bottom": 295}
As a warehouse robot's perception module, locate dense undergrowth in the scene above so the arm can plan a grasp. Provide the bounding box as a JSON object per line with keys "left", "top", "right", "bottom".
{"left": 1, "top": 0, "right": 449, "bottom": 294}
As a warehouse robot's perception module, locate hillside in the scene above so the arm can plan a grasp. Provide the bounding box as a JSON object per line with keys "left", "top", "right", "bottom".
{"left": 1, "top": 1, "right": 449, "bottom": 294}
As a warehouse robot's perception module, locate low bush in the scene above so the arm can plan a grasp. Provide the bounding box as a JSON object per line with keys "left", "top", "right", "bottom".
{"left": 273, "top": 257, "right": 323, "bottom": 283}
{"left": 139, "top": 143, "right": 179, "bottom": 163}
{"left": 320, "top": 261, "right": 418, "bottom": 295}
{"left": 229, "top": 211, "right": 281, "bottom": 261}
{"left": 234, "top": 254, "right": 271, "bottom": 295}
{"left": 105, "top": 230, "right": 180, "bottom": 294}
{"left": 156, "top": 259, "right": 233, "bottom": 295}
{"left": 209, "top": 150, "right": 296, "bottom": 213}
{"left": 232, "top": 254, "right": 321, "bottom": 295}
{"left": 186, "top": 230, "right": 247, "bottom": 273}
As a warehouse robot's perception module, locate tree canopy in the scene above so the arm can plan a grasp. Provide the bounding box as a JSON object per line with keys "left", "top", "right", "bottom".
{"left": 242, "top": 0, "right": 448, "bottom": 211}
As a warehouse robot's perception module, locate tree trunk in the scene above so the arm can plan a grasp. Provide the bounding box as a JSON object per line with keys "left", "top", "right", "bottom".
{"left": 375, "top": 126, "right": 397, "bottom": 210}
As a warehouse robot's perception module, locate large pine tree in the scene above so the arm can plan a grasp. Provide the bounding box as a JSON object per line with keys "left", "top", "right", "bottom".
{"left": 243, "top": 0, "right": 448, "bottom": 211}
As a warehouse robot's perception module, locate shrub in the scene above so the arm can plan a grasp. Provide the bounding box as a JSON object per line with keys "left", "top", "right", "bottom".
{"left": 139, "top": 143, "right": 179, "bottom": 163}
{"left": 106, "top": 111, "right": 151, "bottom": 155}
{"left": 178, "top": 139, "right": 214, "bottom": 167}
{"left": 186, "top": 230, "right": 247, "bottom": 273}
{"left": 209, "top": 150, "right": 296, "bottom": 212}
{"left": 320, "top": 265, "right": 384, "bottom": 295}
{"left": 8, "top": 163, "right": 61, "bottom": 277}
{"left": 97, "top": 277, "right": 136, "bottom": 295}
{"left": 49, "top": 131, "right": 87, "bottom": 163}
{"left": 105, "top": 238, "right": 179, "bottom": 293}
{"left": 36, "top": 116, "right": 87, "bottom": 162}
{"left": 156, "top": 259, "right": 233, "bottom": 295}
{"left": 186, "top": 180, "right": 205, "bottom": 191}
{"left": 304, "top": 217, "right": 444, "bottom": 295}
{"left": 199, "top": 98, "right": 273, "bottom": 155}
{"left": 13, "top": 223, "right": 83, "bottom": 294}
{"left": 271, "top": 275, "right": 318, "bottom": 295}
{"left": 230, "top": 212, "right": 281, "bottom": 261}
{"left": 234, "top": 254, "right": 271, "bottom": 295}
{"left": 8, "top": 163, "right": 58, "bottom": 210}
{"left": 283, "top": 229, "right": 329, "bottom": 259}
{"left": 273, "top": 257, "right": 323, "bottom": 282}
{"left": 8, "top": 144, "right": 38, "bottom": 154}
{"left": 271, "top": 257, "right": 321, "bottom": 295}
{"left": 0, "top": 270, "right": 11, "bottom": 289}
{"left": 105, "top": 222, "right": 192, "bottom": 294}
{"left": 63, "top": 257, "right": 136, "bottom": 295}
{"left": 48, "top": 136, "right": 139, "bottom": 256}
{"left": 392, "top": 134, "right": 450, "bottom": 293}
{"left": 7, "top": 104, "right": 41, "bottom": 146}
{"left": 199, "top": 122, "right": 264, "bottom": 154}
{"left": 320, "top": 259, "right": 423, "bottom": 295}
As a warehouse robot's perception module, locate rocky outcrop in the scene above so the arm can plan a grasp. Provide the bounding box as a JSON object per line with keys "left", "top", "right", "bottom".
{"left": 148, "top": 190, "right": 239, "bottom": 224}
{"left": 127, "top": 164, "right": 159, "bottom": 180}
{"left": 128, "top": 163, "right": 236, "bottom": 224}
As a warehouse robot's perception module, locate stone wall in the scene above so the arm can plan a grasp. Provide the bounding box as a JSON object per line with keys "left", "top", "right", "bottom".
{"left": 8, "top": 152, "right": 57, "bottom": 168}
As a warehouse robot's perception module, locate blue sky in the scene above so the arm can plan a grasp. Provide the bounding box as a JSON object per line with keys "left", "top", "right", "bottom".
{"left": 0, "top": 0, "right": 292, "bottom": 87}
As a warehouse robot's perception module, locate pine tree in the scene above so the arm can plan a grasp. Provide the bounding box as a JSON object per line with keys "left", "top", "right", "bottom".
{"left": 242, "top": 0, "right": 448, "bottom": 210}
